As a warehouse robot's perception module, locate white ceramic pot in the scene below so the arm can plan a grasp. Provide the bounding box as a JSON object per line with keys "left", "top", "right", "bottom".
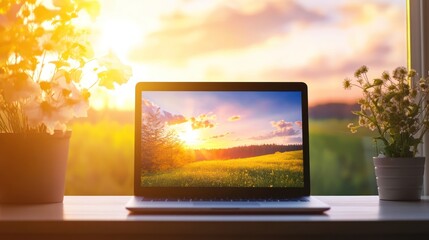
{"left": 373, "top": 156, "right": 425, "bottom": 201}
{"left": 0, "top": 131, "right": 71, "bottom": 204}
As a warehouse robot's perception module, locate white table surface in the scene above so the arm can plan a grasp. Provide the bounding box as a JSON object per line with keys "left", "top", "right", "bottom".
{"left": 1, "top": 196, "right": 429, "bottom": 240}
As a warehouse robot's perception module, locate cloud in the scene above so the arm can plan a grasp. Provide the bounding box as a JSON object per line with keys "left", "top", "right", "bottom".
{"left": 258, "top": 0, "right": 405, "bottom": 85}
{"left": 228, "top": 115, "right": 241, "bottom": 121}
{"left": 142, "top": 99, "right": 217, "bottom": 129}
{"left": 129, "top": 0, "right": 326, "bottom": 64}
{"left": 190, "top": 113, "right": 216, "bottom": 130}
{"left": 250, "top": 119, "right": 299, "bottom": 140}
{"left": 208, "top": 132, "right": 232, "bottom": 139}
{"left": 337, "top": 1, "right": 393, "bottom": 27}
{"left": 141, "top": 98, "right": 159, "bottom": 116}
{"left": 162, "top": 111, "right": 187, "bottom": 125}
{"left": 271, "top": 120, "right": 293, "bottom": 129}
{"left": 295, "top": 121, "right": 302, "bottom": 128}
{"left": 262, "top": 40, "right": 395, "bottom": 83}
{"left": 141, "top": 98, "right": 186, "bottom": 125}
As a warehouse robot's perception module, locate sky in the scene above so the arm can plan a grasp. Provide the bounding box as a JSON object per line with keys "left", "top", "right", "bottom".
{"left": 142, "top": 91, "right": 303, "bottom": 149}
{"left": 85, "top": 0, "right": 407, "bottom": 110}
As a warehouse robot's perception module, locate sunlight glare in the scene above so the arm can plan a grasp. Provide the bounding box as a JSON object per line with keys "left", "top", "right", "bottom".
{"left": 178, "top": 126, "right": 200, "bottom": 147}
{"left": 99, "top": 19, "right": 142, "bottom": 58}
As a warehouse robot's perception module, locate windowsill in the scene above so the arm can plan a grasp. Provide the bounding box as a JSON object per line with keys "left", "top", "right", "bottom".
{"left": 1, "top": 196, "right": 429, "bottom": 239}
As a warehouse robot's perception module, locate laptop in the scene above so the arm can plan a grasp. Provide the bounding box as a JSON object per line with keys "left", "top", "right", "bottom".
{"left": 126, "top": 82, "right": 330, "bottom": 213}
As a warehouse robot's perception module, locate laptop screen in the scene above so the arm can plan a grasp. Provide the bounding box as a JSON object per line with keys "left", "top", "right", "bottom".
{"left": 138, "top": 87, "right": 305, "bottom": 190}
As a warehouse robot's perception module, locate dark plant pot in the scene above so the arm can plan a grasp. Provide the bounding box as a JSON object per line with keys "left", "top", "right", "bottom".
{"left": 0, "top": 131, "right": 71, "bottom": 204}
{"left": 373, "top": 156, "right": 425, "bottom": 201}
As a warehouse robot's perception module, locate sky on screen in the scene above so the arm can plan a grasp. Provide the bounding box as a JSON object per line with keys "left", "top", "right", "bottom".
{"left": 142, "top": 91, "right": 303, "bottom": 149}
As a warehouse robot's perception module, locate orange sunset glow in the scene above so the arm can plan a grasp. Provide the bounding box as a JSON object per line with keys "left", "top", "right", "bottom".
{"left": 85, "top": 0, "right": 406, "bottom": 110}
{"left": 0, "top": 0, "right": 407, "bottom": 194}
{"left": 177, "top": 123, "right": 201, "bottom": 147}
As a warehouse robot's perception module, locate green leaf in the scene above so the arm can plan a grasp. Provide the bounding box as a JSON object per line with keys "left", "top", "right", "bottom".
{"left": 373, "top": 78, "right": 383, "bottom": 86}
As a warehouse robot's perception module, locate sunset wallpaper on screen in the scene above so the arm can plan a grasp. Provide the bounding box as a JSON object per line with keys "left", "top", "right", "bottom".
{"left": 140, "top": 91, "right": 304, "bottom": 187}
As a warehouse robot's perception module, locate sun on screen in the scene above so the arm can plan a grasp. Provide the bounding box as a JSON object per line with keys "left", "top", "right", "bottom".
{"left": 178, "top": 126, "right": 201, "bottom": 147}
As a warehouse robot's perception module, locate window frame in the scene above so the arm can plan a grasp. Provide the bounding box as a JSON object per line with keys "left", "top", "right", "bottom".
{"left": 407, "top": 0, "right": 429, "bottom": 195}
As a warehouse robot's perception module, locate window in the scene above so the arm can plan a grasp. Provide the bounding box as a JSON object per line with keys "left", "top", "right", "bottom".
{"left": 408, "top": 0, "right": 429, "bottom": 195}
{"left": 66, "top": 0, "right": 407, "bottom": 195}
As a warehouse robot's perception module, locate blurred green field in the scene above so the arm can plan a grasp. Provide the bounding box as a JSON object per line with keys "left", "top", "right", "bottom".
{"left": 65, "top": 119, "right": 377, "bottom": 195}
{"left": 309, "top": 120, "right": 377, "bottom": 195}
{"left": 141, "top": 150, "right": 304, "bottom": 187}
{"left": 66, "top": 121, "right": 134, "bottom": 195}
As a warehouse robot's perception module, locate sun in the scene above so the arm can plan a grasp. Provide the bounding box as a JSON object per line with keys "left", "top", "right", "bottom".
{"left": 178, "top": 127, "right": 201, "bottom": 147}
{"left": 98, "top": 19, "right": 142, "bottom": 58}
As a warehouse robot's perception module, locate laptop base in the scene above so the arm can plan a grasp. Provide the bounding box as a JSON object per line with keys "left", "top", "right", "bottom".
{"left": 126, "top": 196, "right": 330, "bottom": 214}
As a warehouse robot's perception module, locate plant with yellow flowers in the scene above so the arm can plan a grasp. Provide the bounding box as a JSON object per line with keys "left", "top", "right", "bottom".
{"left": 344, "top": 66, "right": 429, "bottom": 157}
{"left": 0, "top": 0, "right": 132, "bottom": 134}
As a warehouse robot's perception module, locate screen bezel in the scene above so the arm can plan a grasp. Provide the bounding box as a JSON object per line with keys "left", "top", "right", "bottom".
{"left": 134, "top": 82, "right": 310, "bottom": 199}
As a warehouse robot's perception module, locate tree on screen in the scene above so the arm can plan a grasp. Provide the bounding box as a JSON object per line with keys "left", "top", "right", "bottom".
{"left": 141, "top": 108, "right": 193, "bottom": 172}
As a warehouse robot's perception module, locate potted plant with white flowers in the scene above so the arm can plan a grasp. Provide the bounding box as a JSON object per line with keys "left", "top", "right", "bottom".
{"left": 0, "top": 0, "right": 132, "bottom": 203}
{"left": 344, "top": 65, "right": 428, "bottom": 201}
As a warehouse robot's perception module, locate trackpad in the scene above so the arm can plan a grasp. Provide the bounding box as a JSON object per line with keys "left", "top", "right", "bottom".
{"left": 192, "top": 202, "right": 261, "bottom": 207}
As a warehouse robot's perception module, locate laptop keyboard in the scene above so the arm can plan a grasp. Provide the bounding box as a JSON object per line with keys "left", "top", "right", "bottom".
{"left": 142, "top": 197, "right": 310, "bottom": 202}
